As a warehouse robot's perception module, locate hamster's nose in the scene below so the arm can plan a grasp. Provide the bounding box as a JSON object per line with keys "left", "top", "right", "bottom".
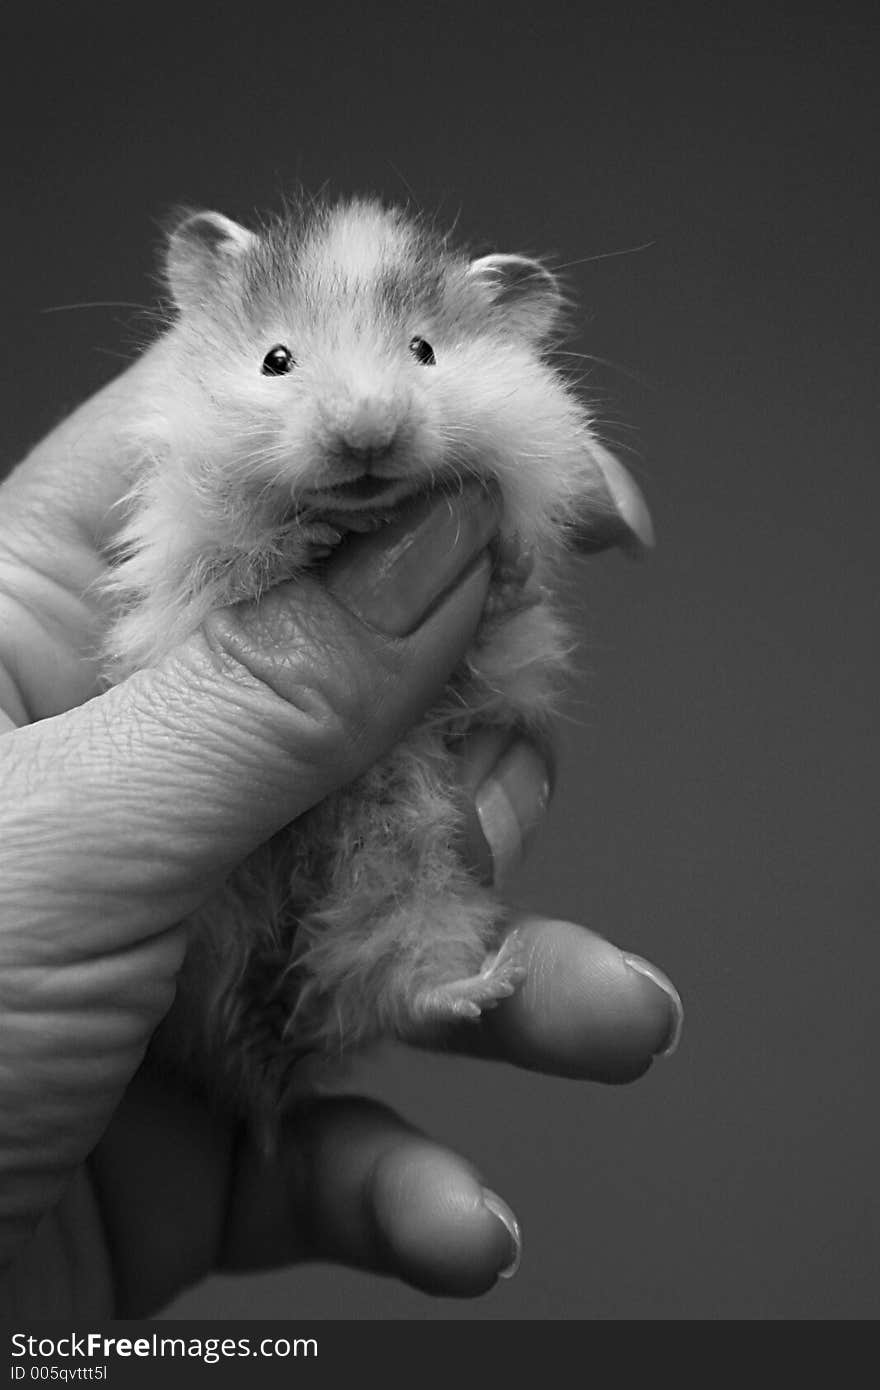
{"left": 337, "top": 394, "right": 400, "bottom": 459}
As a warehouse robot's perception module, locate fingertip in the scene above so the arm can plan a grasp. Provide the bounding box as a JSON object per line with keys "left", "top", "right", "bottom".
{"left": 454, "top": 728, "right": 555, "bottom": 888}
{"left": 574, "top": 445, "right": 655, "bottom": 556}
{"left": 368, "top": 1144, "right": 519, "bottom": 1296}
{"left": 465, "top": 917, "right": 682, "bottom": 1082}
{"left": 621, "top": 953, "right": 684, "bottom": 1059}
{"left": 473, "top": 739, "right": 552, "bottom": 889}
{"left": 480, "top": 1188, "right": 522, "bottom": 1279}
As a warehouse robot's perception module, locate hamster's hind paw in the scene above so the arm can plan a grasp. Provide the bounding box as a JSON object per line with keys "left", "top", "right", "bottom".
{"left": 411, "top": 934, "right": 527, "bottom": 1027}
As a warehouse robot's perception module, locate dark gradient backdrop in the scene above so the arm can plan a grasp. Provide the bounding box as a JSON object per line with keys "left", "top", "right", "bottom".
{"left": 3, "top": 5, "right": 877, "bottom": 1319}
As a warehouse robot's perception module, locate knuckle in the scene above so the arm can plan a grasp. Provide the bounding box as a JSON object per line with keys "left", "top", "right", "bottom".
{"left": 197, "top": 598, "right": 379, "bottom": 772}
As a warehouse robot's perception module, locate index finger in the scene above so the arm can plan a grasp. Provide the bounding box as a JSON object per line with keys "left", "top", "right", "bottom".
{"left": 1, "top": 349, "right": 161, "bottom": 554}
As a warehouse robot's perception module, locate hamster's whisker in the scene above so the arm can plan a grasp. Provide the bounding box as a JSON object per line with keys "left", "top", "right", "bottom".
{"left": 551, "top": 350, "right": 657, "bottom": 389}
{"left": 552, "top": 239, "right": 657, "bottom": 270}
{"left": 40, "top": 300, "right": 157, "bottom": 314}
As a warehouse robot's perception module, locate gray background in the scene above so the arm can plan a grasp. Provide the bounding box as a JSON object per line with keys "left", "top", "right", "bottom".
{"left": 2, "top": 4, "right": 876, "bottom": 1319}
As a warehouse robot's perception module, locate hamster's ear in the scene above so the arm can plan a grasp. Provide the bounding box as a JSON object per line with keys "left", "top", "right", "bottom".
{"left": 165, "top": 211, "right": 256, "bottom": 309}
{"left": 467, "top": 253, "right": 563, "bottom": 341}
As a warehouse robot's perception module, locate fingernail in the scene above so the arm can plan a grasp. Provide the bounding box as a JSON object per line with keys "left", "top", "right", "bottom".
{"left": 481, "top": 1187, "right": 522, "bottom": 1280}
{"left": 575, "top": 445, "right": 655, "bottom": 555}
{"left": 622, "top": 953, "right": 684, "bottom": 1057}
{"left": 474, "top": 738, "right": 552, "bottom": 888}
{"left": 326, "top": 483, "right": 500, "bottom": 635}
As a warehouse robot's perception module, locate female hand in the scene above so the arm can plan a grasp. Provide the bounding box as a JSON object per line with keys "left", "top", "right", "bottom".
{"left": 0, "top": 355, "right": 681, "bottom": 1316}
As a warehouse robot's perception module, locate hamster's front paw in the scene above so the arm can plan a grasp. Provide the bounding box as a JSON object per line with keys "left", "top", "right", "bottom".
{"left": 410, "top": 931, "right": 527, "bottom": 1026}
{"left": 297, "top": 521, "right": 343, "bottom": 563}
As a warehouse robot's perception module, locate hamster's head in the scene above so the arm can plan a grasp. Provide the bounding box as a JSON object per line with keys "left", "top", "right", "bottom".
{"left": 160, "top": 198, "right": 604, "bottom": 547}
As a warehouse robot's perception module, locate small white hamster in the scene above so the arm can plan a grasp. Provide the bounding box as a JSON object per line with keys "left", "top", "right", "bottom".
{"left": 100, "top": 195, "right": 632, "bottom": 1122}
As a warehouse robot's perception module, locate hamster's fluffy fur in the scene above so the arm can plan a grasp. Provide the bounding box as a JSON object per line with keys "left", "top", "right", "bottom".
{"left": 101, "top": 196, "right": 616, "bottom": 1120}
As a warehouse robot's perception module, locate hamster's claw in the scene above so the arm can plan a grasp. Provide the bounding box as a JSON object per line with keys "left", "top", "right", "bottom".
{"left": 411, "top": 936, "right": 527, "bottom": 1027}
{"left": 297, "top": 521, "right": 344, "bottom": 564}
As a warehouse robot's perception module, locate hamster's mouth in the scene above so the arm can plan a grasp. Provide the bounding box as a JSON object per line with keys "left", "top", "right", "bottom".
{"left": 322, "top": 475, "right": 402, "bottom": 502}
{"left": 301, "top": 473, "right": 421, "bottom": 523}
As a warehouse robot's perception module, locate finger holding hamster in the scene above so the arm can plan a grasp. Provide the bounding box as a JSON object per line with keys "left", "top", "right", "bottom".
{"left": 222, "top": 1096, "right": 521, "bottom": 1297}
{"left": 572, "top": 444, "right": 655, "bottom": 555}
{"left": 454, "top": 726, "right": 554, "bottom": 888}
{"left": 91, "top": 1074, "right": 521, "bottom": 1312}
{"left": 441, "top": 915, "right": 683, "bottom": 1082}
{"left": 1, "top": 350, "right": 166, "bottom": 551}
{"left": 453, "top": 732, "right": 682, "bottom": 1081}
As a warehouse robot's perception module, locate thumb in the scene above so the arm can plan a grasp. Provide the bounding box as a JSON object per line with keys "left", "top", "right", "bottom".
{"left": 0, "top": 484, "right": 497, "bottom": 962}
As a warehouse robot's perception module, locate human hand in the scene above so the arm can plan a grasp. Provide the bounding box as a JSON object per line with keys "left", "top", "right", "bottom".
{"left": 0, "top": 353, "right": 681, "bottom": 1316}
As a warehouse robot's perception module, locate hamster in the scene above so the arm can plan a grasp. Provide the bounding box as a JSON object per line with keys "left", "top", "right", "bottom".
{"left": 100, "top": 195, "right": 628, "bottom": 1123}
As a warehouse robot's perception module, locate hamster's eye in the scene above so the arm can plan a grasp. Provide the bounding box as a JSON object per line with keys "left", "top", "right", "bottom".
{"left": 409, "top": 336, "right": 436, "bottom": 366}
{"left": 261, "top": 345, "right": 295, "bottom": 376}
